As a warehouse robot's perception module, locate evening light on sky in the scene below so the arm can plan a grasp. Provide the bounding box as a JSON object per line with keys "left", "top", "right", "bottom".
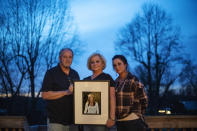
{"left": 70, "top": 0, "right": 197, "bottom": 79}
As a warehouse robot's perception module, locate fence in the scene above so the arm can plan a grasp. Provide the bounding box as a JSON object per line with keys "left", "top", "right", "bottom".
{"left": 145, "top": 115, "right": 197, "bottom": 131}
{"left": 0, "top": 115, "right": 197, "bottom": 131}
{"left": 0, "top": 116, "right": 27, "bottom": 131}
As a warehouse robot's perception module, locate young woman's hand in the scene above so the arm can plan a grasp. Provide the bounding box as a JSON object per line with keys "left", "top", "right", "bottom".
{"left": 106, "top": 118, "right": 115, "bottom": 128}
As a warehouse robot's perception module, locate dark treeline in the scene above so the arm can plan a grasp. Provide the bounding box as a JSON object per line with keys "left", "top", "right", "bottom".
{"left": 0, "top": 96, "right": 47, "bottom": 125}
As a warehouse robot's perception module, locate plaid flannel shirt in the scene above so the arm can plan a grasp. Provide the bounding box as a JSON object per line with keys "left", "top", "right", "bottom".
{"left": 115, "top": 73, "right": 148, "bottom": 119}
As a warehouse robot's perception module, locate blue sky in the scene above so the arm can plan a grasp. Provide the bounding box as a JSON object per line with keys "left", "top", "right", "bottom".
{"left": 70, "top": 0, "right": 197, "bottom": 79}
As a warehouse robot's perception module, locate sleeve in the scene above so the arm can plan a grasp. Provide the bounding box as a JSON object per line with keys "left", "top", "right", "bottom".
{"left": 137, "top": 82, "right": 148, "bottom": 114}
{"left": 107, "top": 74, "right": 115, "bottom": 87}
{"left": 41, "top": 70, "right": 53, "bottom": 92}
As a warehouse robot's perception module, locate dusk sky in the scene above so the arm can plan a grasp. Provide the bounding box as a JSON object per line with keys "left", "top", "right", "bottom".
{"left": 70, "top": 0, "right": 197, "bottom": 79}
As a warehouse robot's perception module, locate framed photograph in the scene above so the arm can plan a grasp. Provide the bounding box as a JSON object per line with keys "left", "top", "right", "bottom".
{"left": 74, "top": 80, "right": 109, "bottom": 125}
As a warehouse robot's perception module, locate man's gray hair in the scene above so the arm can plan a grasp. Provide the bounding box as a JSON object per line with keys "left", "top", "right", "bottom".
{"left": 59, "top": 48, "right": 73, "bottom": 57}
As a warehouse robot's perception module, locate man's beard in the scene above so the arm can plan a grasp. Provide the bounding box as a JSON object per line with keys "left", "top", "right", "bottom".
{"left": 62, "top": 64, "right": 70, "bottom": 69}
{"left": 60, "top": 62, "right": 70, "bottom": 69}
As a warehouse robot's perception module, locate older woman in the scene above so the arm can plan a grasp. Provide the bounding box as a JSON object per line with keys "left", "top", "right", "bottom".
{"left": 83, "top": 53, "right": 116, "bottom": 131}
{"left": 112, "top": 55, "right": 148, "bottom": 131}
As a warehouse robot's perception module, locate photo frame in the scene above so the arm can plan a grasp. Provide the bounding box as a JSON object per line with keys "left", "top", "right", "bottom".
{"left": 74, "top": 80, "right": 109, "bottom": 125}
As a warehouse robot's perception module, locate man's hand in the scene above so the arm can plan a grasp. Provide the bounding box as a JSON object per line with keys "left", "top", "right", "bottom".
{"left": 68, "top": 84, "right": 73, "bottom": 94}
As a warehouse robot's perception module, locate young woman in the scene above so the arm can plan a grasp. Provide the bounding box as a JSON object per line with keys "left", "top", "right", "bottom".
{"left": 112, "top": 55, "right": 148, "bottom": 131}
{"left": 83, "top": 53, "right": 116, "bottom": 131}
{"left": 84, "top": 93, "right": 99, "bottom": 114}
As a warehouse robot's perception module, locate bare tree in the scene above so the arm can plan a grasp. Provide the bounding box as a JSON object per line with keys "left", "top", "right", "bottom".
{"left": 0, "top": 0, "right": 81, "bottom": 99}
{"left": 0, "top": 8, "right": 28, "bottom": 98}
{"left": 179, "top": 60, "right": 197, "bottom": 99}
{"left": 115, "top": 3, "right": 183, "bottom": 113}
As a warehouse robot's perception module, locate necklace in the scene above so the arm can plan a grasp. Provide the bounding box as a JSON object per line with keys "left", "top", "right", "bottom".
{"left": 91, "top": 72, "right": 102, "bottom": 80}
{"left": 116, "top": 78, "right": 126, "bottom": 92}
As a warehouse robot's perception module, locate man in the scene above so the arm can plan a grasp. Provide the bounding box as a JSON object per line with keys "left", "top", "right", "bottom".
{"left": 41, "top": 48, "right": 80, "bottom": 131}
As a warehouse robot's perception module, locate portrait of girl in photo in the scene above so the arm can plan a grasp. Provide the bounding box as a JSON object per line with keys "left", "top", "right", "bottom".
{"left": 83, "top": 92, "right": 101, "bottom": 115}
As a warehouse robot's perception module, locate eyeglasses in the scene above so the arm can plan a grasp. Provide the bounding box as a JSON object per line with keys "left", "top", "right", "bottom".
{"left": 90, "top": 60, "right": 100, "bottom": 64}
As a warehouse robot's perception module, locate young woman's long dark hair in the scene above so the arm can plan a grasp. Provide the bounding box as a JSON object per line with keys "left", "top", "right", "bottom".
{"left": 112, "top": 55, "right": 128, "bottom": 71}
